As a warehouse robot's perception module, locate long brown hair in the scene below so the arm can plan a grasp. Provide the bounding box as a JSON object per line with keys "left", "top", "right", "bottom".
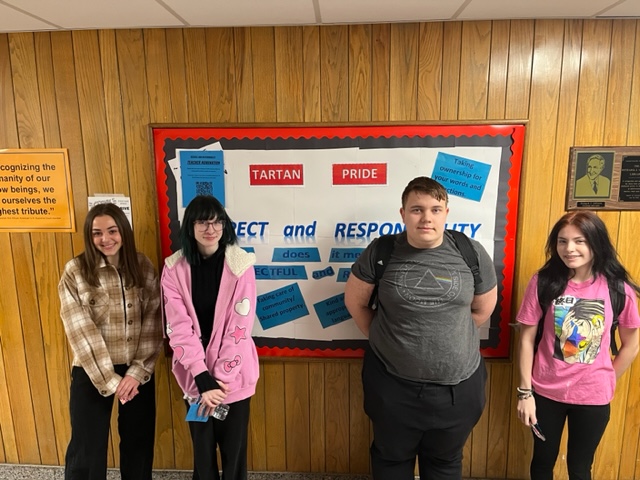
{"left": 79, "top": 203, "right": 143, "bottom": 288}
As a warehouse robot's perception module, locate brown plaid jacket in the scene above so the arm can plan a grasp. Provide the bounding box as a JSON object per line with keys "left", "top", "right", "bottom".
{"left": 58, "top": 253, "right": 162, "bottom": 396}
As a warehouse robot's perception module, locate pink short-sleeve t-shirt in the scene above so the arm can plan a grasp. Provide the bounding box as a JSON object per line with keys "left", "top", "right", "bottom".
{"left": 517, "top": 274, "right": 640, "bottom": 405}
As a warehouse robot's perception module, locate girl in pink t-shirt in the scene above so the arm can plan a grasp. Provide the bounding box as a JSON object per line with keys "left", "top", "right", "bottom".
{"left": 516, "top": 211, "right": 640, "bottom": 480}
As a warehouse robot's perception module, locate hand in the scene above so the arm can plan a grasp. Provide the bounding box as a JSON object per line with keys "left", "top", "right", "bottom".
{"left": 116, "top": 375, "right": 140, "bottom": 404}
{"left": 198, "top": 383, "right": 229, "bottom": 417}
{"left": 516, "top": 396, "right": 537, "bottom": 427}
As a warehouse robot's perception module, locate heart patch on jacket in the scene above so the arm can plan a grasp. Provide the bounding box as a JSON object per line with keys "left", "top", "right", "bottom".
{"left": 235, "top": 297, "right": 251, "bottom": 316}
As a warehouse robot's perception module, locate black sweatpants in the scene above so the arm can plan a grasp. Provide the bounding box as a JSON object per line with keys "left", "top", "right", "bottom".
{"left": 187, "top": 397, "right": 251, "bottom": 480}
{"left": 530, "top": 393, "right": 610, "bottom": 480}
{"left": 362, "top": 348, "right": 486, "bottom": 480}
{"left": 64, "top": 365, "right": 156, "bottom": 480}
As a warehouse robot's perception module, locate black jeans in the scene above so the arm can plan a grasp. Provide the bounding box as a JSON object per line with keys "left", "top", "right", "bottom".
{"left": 64, "top": 365, "right": 156, "bottom": 480}
{"left": 362, "top": 348, "right": 486, "bottom": 480}
{"left": 530, "top": 393, "right": 610, "bottom": 480}
{"left": 187, "top": 396, "right": 251, "bottom": 480}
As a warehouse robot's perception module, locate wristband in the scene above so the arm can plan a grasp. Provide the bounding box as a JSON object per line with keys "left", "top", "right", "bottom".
{"left": 516, "top": 386, "right": 534, "bottom": 400}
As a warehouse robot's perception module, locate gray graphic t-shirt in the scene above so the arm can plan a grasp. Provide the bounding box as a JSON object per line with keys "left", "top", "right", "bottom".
{"left": 351, "top": 232, "right": 497, "bottom": 384}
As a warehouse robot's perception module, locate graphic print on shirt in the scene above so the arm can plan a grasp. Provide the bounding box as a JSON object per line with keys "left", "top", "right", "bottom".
{"left": 395, "top": 260, "right": 461, "bottom": 307}
{"left": 553, "top": 295, "right": 605, "bottom": 364}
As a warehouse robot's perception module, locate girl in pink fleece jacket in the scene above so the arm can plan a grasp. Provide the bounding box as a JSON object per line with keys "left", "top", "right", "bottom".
{"left": 162, "top": 195, "right": 259, "bottom": 480}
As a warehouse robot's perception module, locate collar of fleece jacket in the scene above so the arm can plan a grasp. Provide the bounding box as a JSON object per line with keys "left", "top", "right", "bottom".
{"left": 164, "top": 244, "right": 255, "bottom": 277}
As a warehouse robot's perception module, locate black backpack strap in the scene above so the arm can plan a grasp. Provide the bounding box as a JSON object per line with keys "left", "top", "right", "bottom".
{"left": 367, "top": 234, "right": 396, "bottom": 309}
{"left": 607, "top": 277, "right": 626, "bottom": 355}
{"left": 367, "top": 231, "right": 481, "bottom": 309}
{"left": 446, "top": 229, "right": 481, "bottom": 286}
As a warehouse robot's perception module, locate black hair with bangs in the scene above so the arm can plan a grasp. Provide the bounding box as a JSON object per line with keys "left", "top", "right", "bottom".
{"left": 179, "top": 195, "right": 238, "bottom": 265}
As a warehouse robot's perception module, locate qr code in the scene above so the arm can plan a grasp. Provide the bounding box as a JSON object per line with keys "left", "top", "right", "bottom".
{"left": 195, "top": 182, "right": 213, "bottom": 196}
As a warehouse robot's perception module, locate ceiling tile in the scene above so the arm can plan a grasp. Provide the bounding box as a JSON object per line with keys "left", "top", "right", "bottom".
{"left": 0, "top": 3, "right": 57, "bottom": 32}
{"left": 0, "top": 0, "right": 638, "bottom": 35}
{"left": 599, "top": 0, "right": 640, "bottom": 17}
{"left": 319, "top": 0, "right": 467, "bottom": 23}
{"left": 163, "top": 0, "right": 317, "bottom": 27}
{"left": 458, "top": 0, "right": 621, "bottom": 19}
{"left": 2, "top": 0, "right": 184, "bottom": 30}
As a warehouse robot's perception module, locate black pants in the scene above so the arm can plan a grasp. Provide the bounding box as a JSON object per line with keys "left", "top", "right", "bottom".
{"left": 362, "top": 348, "right": 486, "bottom": 480}
{"left": 187, "top": 397, "right": 251, "bottom": 480}
{"left": 64, "top": 365, "right": 156, "bottom": 480}
{"left": 530, "top": 394, "right": 610, "bottom": 480}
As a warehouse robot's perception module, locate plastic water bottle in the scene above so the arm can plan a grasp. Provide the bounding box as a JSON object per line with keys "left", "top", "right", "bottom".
{"left": 212, "top": 403, "right": 229, "bottom": 421}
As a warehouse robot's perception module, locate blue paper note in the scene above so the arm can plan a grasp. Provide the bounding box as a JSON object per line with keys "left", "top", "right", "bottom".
{"left": 179, "top": 150, "right": 225, "bottom": 206}
{"left": 185, "top": 402, "right": 209, "bottom": 423}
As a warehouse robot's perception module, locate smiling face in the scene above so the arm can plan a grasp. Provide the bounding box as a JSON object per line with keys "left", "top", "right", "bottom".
{"left": 400, "top": 191, "right": 449, "bottom": 249}
{"left": 92, "top": 215, "right": 122, "bottom": 265}
{"left": 557, "top": 224, "right": 594, "bottom": 279}
{"left": 586, "top": 157, "right": 604, "bottom": 180}
{"left": 193, "top": 218, "right": 225, "bottom": 257}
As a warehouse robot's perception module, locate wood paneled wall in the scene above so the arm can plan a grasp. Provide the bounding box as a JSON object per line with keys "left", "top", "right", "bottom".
{"left": 1, "top": 19, "right": 639, "bottom": 479}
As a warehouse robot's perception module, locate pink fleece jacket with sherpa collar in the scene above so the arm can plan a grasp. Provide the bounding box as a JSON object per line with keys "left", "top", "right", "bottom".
{"left": 161, "top": 244, "right": 259, "bottom": 403}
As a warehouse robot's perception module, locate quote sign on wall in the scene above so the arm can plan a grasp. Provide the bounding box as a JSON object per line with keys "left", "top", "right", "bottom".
{"left": 152, "top": 124, "right": 525, "bottom": 358}
{"left": 0, "top": 148, "right": 75, "bottom": 233}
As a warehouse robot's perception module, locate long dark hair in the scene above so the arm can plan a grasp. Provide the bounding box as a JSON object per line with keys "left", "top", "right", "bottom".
{"left": 79, "top": 203, "right": 143, "bottom": 288}
{"left": 538, "top": 211, "right": 640, "bottom": 309}
{"left": 180, "top": 195, "right": 238, "bottom": 265}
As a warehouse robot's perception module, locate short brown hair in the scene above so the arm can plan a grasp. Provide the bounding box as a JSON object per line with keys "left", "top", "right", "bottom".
{"left": 401, "top": 176, "right": 448, "bottom": 207}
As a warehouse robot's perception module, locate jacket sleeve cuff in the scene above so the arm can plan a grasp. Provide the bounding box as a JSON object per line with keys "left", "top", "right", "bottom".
{"left": 100, "top": 375, "right": 122, "bottom": 397}
{"left": 188, "top": 360, "right": 209, "bottom": 379}
{"left": 125, "top": 365, "right": 153, "bottom": 385}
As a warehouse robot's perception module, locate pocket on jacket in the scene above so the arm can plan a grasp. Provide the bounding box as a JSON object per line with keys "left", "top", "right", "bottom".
{"left": 80, "top": 291, "right": 110, "bottom": 325}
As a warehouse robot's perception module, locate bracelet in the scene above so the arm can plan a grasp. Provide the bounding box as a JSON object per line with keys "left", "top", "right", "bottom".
{"left": 516, "top": 386, "right": 534, "bottom": 400}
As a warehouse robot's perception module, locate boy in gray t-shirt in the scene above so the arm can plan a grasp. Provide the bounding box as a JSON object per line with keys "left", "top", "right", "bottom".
{"left": 345, "top": 176, "right": 497, "bottom": 480}
{"left": 352, "top": 230, "right": 496, "bottom": 385}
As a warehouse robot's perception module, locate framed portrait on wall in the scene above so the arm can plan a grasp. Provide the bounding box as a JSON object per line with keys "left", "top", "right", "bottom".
{"left": 567, "top": 146, "right": 640, "bottom": 210}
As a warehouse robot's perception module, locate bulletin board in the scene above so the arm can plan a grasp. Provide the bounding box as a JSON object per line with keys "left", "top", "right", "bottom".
{"left": 152, "top": 124, "right": 525, "bottom": 358}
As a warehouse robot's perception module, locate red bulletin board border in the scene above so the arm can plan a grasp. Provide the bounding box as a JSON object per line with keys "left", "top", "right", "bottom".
{"left": 152, "top": 123, "right": 525, "bottom": 359}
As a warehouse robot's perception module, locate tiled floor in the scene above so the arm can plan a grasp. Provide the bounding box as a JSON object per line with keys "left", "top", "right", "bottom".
{"left": 0, "top": 464, "right": 495, "bottom": 479}
{"left": 0, "top": 465, "right": 372, "bottom": 480}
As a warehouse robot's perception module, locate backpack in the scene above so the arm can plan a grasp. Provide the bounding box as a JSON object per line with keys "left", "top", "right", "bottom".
{"left": 534, "top": 276, "right": 626, "bottom": 355}
{"left": 367, "top": 230, "right": 481, "bottom": 309}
